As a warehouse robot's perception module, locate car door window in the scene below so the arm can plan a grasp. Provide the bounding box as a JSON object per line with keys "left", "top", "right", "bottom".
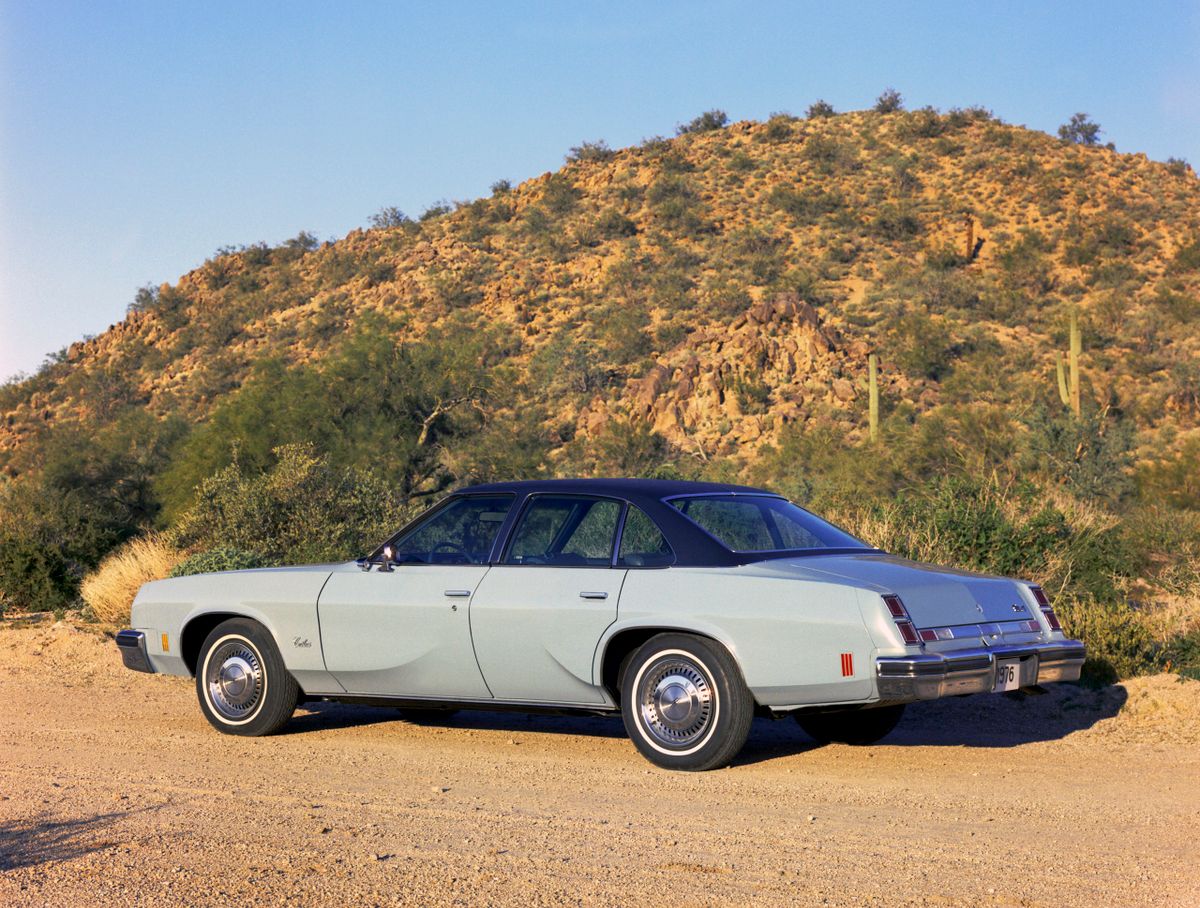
{"left": 617, "top": 506, "right": 675, "bottom": 567}
{"left": 390, "top": 495, "right": 514, "bottom": 564}
{"left": 505, "top": 496, "right": 621, "bottom": 566}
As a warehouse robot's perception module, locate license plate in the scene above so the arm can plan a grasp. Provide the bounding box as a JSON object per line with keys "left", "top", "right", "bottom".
{"left": 993, "top": 659, "right": 1020, "bottom": 692}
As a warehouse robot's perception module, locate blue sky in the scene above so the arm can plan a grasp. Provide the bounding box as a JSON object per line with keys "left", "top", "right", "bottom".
{"left": 2, "top": 1, "right": 1198, "bottom": 380}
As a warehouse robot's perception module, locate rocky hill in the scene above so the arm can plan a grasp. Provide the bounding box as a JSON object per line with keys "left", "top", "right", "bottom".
{"left": 3, "top": 107, "right": 1199, "bottom": 499}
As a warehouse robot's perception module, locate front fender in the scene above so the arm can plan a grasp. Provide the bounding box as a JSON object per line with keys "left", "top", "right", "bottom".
{"left": 130, "top": 566, "right": 341, "bottom": 693}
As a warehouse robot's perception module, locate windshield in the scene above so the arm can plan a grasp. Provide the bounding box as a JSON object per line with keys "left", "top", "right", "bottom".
{"left": 668, "top": 495, "right": 870, "bottom": 553}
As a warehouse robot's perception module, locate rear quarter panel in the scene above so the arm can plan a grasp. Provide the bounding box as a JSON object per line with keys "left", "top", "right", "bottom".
{"left": 604, "top": 566, "right": 877, "bottom": 707}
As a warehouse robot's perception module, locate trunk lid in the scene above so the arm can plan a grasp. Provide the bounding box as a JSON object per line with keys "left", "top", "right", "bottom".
{"left": 792, "top": 553, "right": 1036, "bottom": 628}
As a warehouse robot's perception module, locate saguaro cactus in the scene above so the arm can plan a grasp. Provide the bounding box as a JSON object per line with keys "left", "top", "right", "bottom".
{"left": 868, "top": 353, "right": 879, "bottom": 442}
{"left": 1053, "top": 307, "right": 1082, "bottom": 416}
{"left": 1068, "top": 306, "right": 1081, "bottom": 417}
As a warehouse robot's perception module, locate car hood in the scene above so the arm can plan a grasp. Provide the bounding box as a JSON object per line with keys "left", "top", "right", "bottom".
{"left": 766, "top": 552, "right": 1037, "bottom": 627}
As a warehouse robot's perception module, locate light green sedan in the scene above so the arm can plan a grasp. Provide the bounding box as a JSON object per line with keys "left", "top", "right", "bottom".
{"left": 117, "top": 479, "right": 1085, "bottom": 771}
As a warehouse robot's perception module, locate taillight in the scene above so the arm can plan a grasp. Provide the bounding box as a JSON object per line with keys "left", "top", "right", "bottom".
{"left": 1029, "top": 586, "right": 1063, "bottom": 631}
{"left": 883, "top": 594, "right": 921, "bottom": 646}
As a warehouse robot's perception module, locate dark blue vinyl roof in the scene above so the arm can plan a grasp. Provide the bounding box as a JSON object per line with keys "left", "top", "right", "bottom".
{"left": 458, "top": 478, "right": 773, "bottom": 503}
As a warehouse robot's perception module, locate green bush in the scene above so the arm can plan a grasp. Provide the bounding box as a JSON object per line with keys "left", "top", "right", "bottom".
{"left": 169, "top": 548, "right": 267, "bottom": 578}
{"left": 1058, "top": 113, "right": 1101, "bottom": 146}
{"left": 170, "top": 444, "right": 411, "bottom": 565}
{"left": 806, "top": 100, "right": 835, "bottom": 119}
{"left": 1055, "top": 597, "right": 1161, "bottom": 683}
{"left": 676, "top": 110, "right": 728, "bottom": 135}
{"left": 0, "top": 530, "right": 77, "bottom": 615}
{"left": 874, "top": 88, "right": 904, "bottom": 114}
{"left": 566, "top": 140, "right": 615, "bottom": 164}
{"left": 1165, "top": 627, "right": 1200, "bottom": 680}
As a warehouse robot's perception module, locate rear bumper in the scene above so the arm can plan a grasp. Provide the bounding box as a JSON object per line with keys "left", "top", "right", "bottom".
{"left": 115, "top": 629, "right": 155, "bottom": 674}
{"left": 876, "top": 639, "right": 1085, "bottom": 700}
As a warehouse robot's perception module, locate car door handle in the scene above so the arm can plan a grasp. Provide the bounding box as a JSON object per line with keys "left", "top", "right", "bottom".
{"left": 444, "top": 590, "right": 472, "bottom": 598}
{"left": 579, "top": 591, "right": 609, "bottom": 600}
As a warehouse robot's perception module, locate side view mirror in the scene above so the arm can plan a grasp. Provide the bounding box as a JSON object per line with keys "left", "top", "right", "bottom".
{"left": 377, "top": 545, "right": 396, "bottom": 572}
{"left": 359, "top": 545, "right": 398, "bottom": 572}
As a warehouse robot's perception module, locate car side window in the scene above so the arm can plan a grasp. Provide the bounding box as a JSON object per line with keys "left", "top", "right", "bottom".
{"left": 505, "top": 496, "right": 621, "bottom": 566}
{"left": 617, "top": 506, "right": 674, "bottom": 567}
{"left": 391, "top": 495, "right": 514, "bottom": 565}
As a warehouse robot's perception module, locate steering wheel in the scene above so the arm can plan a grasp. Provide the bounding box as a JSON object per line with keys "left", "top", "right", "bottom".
{"left": 429, "top": 541, "right": 470, "bottom": 563}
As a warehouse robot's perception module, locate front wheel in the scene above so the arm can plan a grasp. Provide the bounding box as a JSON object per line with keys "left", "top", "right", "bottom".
{"left": 196, "top": 618, "right": 299, "bottom": 736}
{"left": 620, "top": 633, "right": 754, "bottom": 771}
{"left": 796, "top": 704, "right": 905, "bottom": 745}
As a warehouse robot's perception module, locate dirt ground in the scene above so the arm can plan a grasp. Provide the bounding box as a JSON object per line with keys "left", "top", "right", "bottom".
{"left": 1, "top": 620, "right": 1198, "bottom": 907}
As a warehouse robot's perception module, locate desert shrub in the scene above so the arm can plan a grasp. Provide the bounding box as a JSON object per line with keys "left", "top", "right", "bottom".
{"left": 369, "top": 207, "right": 411, "bottom": 229}
{"left": 0, "top": 528, "right": 76, "bottom": 615}
{"left": 997, "top": 228, "right": 1055, "bottom": 293}
{"left": 806, "top": 100, "right": 835, "bottom": 119}
{"left": 158, "top": 320, "right": 493, "bottom": 517}
{"left": 1170, "top": 238, "right": 1200, "bottom": 273}
{"left": 758, "top": 113, "right": 794, "bottom": 142}
{"left": 897, "top": 107, "right": 945, "bottom": 139}
{"left": 1135, "top": 437, "right": 1200, "bottom": 510}
{"left": 1055, "top": 597, "right": 1161, "bottom": 683}
{"left": 569, "top": 416, "right": 680, "bottom": 477}
{"left": 677, "top": 110, "right": 728, "bottom": 135}
{"left": 802, "top": 134, "right": 858, "bottom": 173}
{"left": 1058, "top": 113, "right": 1101, "bottom": 145}
{"left": 874, "top": 88, "right": 904, "bottom": 114}
{"left": 1164, "top": 157, "right": 1192, "bottom": 178}
{"left": 1165, "top": 627, "right": 1200, "bottom": 679}
{"left": 80, "top": 533, "right": 182, "bottom": 624}
{"left": 541, "top": 174, "right": 580, "bottom": 216}
{"left": 592, "top": 300, "right": 652, "bottom": 364}
{"left": 1020, "top": 406, "right": 1136, "bottom": 507}
{"left": 566, "top": 140, "right": 615, "bottom": 163}
{"left": 171, "top": 444, "right": 411, "bottom": 564}
{"left": 529, "top": 333, "right": 609, "bottom": 396}
{"left": 420, "top": 201, "right": 452, "bottom": 221}
{"left": 768, "top": 185, "right": 844, "bottom": 225}
{"left": 1064, "top": 215, "right": 1138, "bottom": 265}
{"left": 595, "top": 208, "right": 638, "bottom": 239}
{"left": 646, "top": 174, "right": 707, "bottom": 235}
{"left": 169, "top": 548, "right": 267, "bottom": 578}
{"left": 868, "top": 204, "right": 922, "bottom": 241}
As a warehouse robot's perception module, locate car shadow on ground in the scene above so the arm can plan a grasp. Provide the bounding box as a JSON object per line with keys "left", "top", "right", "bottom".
{"left": 284, "top": 683, "right": 1128, "bottom": 763}
{"left": 740, "top": 683, "right": 1130, "bottom": 764}
{"left": 0, "top": 806, "right": 159, "bottom": 870}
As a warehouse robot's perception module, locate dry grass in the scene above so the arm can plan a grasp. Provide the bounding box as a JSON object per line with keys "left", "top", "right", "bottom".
{"left": 80, "top": 533, "right": 183, "bottom": 625}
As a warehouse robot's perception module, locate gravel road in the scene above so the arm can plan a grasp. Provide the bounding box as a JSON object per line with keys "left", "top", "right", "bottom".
{"left": 2, "top": 621, "right": 1198, "bottom": 907}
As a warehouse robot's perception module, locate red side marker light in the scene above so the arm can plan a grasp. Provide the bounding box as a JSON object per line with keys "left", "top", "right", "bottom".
{"left": 840, "top": 653, "right": 854, "bottom": 676}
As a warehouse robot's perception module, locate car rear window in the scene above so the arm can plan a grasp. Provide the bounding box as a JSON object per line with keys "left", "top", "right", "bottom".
{"left": 669, "top": 495, "right": 868, "bottom": 553}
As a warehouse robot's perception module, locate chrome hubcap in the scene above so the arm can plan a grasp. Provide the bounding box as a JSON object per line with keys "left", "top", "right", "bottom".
{"left": 638, "top": 658, "right": 714, "bottom": 748}
{"left": 205, "top": 640, "right": 264, "bottom": 721}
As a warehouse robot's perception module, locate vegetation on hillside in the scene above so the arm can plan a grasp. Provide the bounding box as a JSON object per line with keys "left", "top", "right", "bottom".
{"left": 2, "top": 98, "right": 1199, "bottom": 680}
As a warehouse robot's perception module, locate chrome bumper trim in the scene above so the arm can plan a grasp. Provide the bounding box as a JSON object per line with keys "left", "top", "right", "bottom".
{"left": 115, "top": 629, "right": 154, "bottom": 674}
{"left": 876, "top": 639, "right": 1085, "bottom": 700}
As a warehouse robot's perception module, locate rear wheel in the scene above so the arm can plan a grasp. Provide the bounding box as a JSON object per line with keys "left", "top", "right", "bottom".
{"left": 196, "top": 618, "right": 299, "bottom": 736}
{"left": 796, "top": 704, "right": 905, "bottom": 745}
{"left": 620, "top": 633, "right": 753, "bottom": 771}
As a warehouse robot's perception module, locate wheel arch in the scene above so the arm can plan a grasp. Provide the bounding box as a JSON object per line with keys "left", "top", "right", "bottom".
{"left": 596, "top": 622, "right": 751, "bottom": 705}
{"left": 180, "top": 609, "right": 280, "bottom": 677}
